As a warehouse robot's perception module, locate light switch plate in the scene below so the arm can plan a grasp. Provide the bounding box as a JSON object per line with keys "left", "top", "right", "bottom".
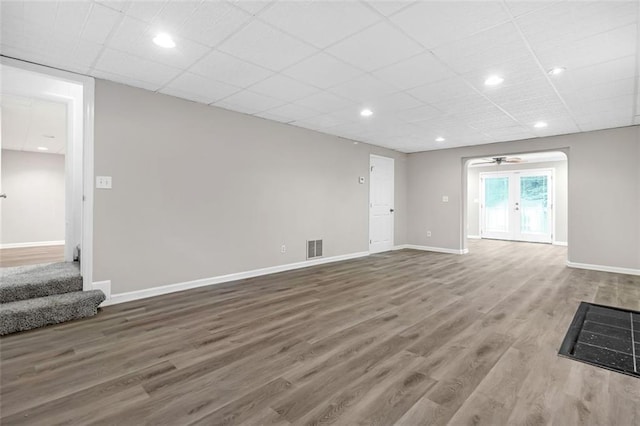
{"left": 442, "top": 195, "right": 449, "bottom": 202}
{"left": 96, "top": 176, "right": 112, "bottom": 189}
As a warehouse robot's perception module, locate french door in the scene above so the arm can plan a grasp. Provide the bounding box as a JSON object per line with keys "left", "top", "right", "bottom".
{"left": 480, "top": 170, "right": 553, "bottom": 243}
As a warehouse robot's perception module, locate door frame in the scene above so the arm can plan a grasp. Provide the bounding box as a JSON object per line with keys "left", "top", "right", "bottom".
{"left": 1, "top": 56, "right": 95, "bottom": 290}
{"left": 369, "top": 154, "right": 395, "bottom": 253}
{"left": 479, "top": 168, "right": 554, "bottom": 243}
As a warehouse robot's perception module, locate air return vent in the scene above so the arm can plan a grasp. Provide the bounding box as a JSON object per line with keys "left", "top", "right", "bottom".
{"left": 307, "top": 240, "right": 323, "bottom": 259}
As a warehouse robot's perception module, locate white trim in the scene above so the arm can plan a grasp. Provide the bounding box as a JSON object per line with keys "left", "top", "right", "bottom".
{"left": 553, "top": 241, "right": 568, "bottom": 246}
{"left": 467, "top": 235, "right": 481, "bottom": 240}
{"left": 401, "top": 244, "right": 469, "bottom": 255}
{"left": 100, "top": 251, "right": 370, "bottom": 306}
{"left": 0, "top": 240, "right": 65, "bottom": 249}
{"left": 0, "top": 57, "right": 95, "bottom": 290}
{"left": 567, "top": 261, "right": 640, "bottom": 276}
{"left": 92, "top": 280, "right": 111, "bottom": 300}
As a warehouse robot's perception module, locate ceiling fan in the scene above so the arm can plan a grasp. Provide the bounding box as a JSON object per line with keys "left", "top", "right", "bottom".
{"left": 474, "top": 156, "right": 523, "bottom": 165}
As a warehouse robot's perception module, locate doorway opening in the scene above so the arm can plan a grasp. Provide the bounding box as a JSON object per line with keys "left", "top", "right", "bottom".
{"left": 369, "top": 154, "right": 395, "bottom": 253}
{"left": 0, "top": 58, "right": 94, "bottom": 289}
{"left": 465, "top": 151, "right": 568, "bottom": 247}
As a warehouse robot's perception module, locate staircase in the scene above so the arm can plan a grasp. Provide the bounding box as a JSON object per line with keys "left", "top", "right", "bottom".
{"left": 0, "top": 262, "right": 105, "bottom": 335}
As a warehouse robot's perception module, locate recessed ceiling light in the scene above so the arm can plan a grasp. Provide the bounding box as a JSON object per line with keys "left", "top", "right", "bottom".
{"left": 360, "top": 108, "right": 373, "bottom": 117}
{"left": 548, "top": 67, "right": 566, "bottom": 76}
{"left": 37, "top": 146, "right": 49, "bottom": 151}
{"left": 484, "top": 75, "right": 504, "bottom": 86}
{"left": 435, "top": 137, "right": 445, "bottom": 142}
{"left": 534, "top": 121, "right": 548, "bottom": 128}
{"left": 153, "top": 33, "right": 176, "bottom": 49}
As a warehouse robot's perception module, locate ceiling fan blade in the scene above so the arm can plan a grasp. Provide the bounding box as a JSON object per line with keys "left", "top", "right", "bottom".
{"left": 505, "top": 157, "right": 523, "bottom": 163}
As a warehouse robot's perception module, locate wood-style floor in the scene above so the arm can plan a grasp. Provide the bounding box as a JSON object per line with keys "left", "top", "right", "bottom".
{"left": 1, "top": 240, "right": 639, "bottom": 425}
{"left": 0, "top": 245, "right": 64, "bottom": 268}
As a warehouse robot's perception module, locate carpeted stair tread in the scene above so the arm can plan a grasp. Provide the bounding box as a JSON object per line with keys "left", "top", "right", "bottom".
{"left": 0, "top": 262, "right": 82, "bottom": 303}
{"left": 0, "top": 290, "right": 105, "bottom": 335}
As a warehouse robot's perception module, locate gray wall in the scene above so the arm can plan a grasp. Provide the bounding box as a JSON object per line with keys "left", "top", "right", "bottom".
{"left": 1, "top": 149, "right": 65, "bottom": 245}
{"left": 94, "top": 80, "right": 407, "bottom": 294}
{"left": 467, "top": 160, "right": 568, "bottom": 243}
{"left": 407, "top": 126, "right": 640, "bottom": 270}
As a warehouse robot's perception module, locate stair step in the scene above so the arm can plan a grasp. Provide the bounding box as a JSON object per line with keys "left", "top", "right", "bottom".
{"left": 0, "top": 290, "right": 105, "bottom": 335}
{"left": 0, "top": 262, "right": 82, "bottom": 303}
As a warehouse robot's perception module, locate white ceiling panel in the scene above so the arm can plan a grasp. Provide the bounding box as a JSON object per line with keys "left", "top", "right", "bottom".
{"left": 214, "top": 90, "right": 285, "bottom": 115}
{"left": 326, "top": 21, "right": 423, "bottom": 72}
{"left": 1, "top": 1, "right": 637, "bottom": 153}
{"left": 160, "top": 72, "right": 241, "bottom": 104}
{"left": 258, "top": 1, "right": 381, "bottom": 48}
{"left": 282, "top": 53, "right": 364, "bottom": 89}
{"left": 248, "top": 74, "right": 319, "bottom": 103}
{"left": 217, "top": 20, "right": 317, "bottom": 71}
{"left": 390, "top": 1, "right": 511, "bottom": 49}
{"left": 176, "top": 1, "right": 252, "bottom": 48}
{"left": 372, "top": 52, "right": 454, "bottom": 90}
{"left": 190, "top": 50, "right": 274, "bottom": 88}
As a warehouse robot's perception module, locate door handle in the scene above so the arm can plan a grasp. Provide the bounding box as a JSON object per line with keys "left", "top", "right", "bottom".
{"left": 0, "top": 193, "right": 6, "bottom": 199}
{"left": 390, "top": 208, "right": 395, "bottom": 213}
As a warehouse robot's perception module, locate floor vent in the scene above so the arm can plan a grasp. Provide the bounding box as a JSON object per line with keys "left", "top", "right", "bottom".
{"left": 307, "top": 240, "right": 323, "bottom": 259}
{"left": 559, "top": 302, "right": 639, "bottom": 378}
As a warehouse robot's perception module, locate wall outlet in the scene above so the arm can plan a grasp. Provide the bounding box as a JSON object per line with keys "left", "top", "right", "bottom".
{"left": 280, "top": 244, "right": 286, "bottom": 253}
{"left": 96, "top": 176, "right": 112, "bottom": 189}
{"left": 427, "top": 231, "right": 432, "bottom": 237}
{"left": 359, "top": 176, "right": 365, "bottom": 184}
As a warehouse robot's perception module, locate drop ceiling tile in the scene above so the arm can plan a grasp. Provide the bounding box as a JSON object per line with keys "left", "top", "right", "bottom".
{"left": 82, "top": 3, "right": 123, "bottom": 44}
{"left": 390, "top": 1, "right": 510, "bottom": 49}
{"left": 95, "top": 1, "right": 130, "bottom": 14}
{"left": 107, "top": 16, "right": 210, "bottom": 70}
{"left": 161, "top": 72, "right": 241, "bottom": 104}
{"left": 248, "top": 74, "right": 319, "bottom": 102}
{"left": 482, "top": 78, "right": 558, "bottom": 107}
{"left": 432, "top": 22, "right": 532, "bottom": 76}
{"left": 503, "top": 0, "right": 560, "bottom": 18}
{"left": 124, "top": 1, "right": 166, "bottom": 23}
{"left": 54, "top": 2, "right": 92, "bottom": 39}
{"left": 177, "top": 2, "right": 252, "bottom": 47}
{"left": 190, "top": 50, "right": 274, "bottom": 87}
{"left": 364, "top": 1, "right": 412, "bottom": 17}
{"left": 366, "top": 92, "right": 422, "bottom": 113}
{"left": 516, "top": 1, "right": 637, "bottom": 47}
{"left": 569, "top": 94, "right": 634, "bottom": 116}
{"left": 92, "top": 69, "right": 163, "bottom": 92}
{"left": 214, "top": 90, "right": 285, "bottom": 114}
{"left": 550, "top": 56, "right": 637, "bottom": 94}
{"left": 559, "top": 77, "right": 636, "bottom": 105}
{"left": 259, "top": 1, "right": 380, "bottom": 49}
{"left": 328, "top": 74, "right": 398, "bottom": 103}
{"left": 293, "top": 113, "right": 352, "bottom": 130}
{"left": 218, "top": 20, "right": 317, "bottom": 71}
{"left": 282, "top": 52, "right": 364, "bottom": 89}
{"left": 21, "top": 1, "right": 58, "bottom": 29}
{"left": 294, "top": 91, "right": 353, "bottom": 114}
{"left": 395, "top": 104, "right": 443, "bottom": 124}
{"left": 255, "top": 103, "right": 320, "bottom": 123}
{"left": 408, "top": 77, "right": 477, "bottom": 105}
{"left": 230, "top": 0, "right": 271, "bottom": 16}
{"left": 150, "top": 0, "right": 200, "bottom": 32}
{"left": 326, "top": 21, "right": 423, "bottom": 72}
{"left": 372, "top": 52, "right": 454, "bottom": 90}
{"left": 532, "top": 24, "right": 637, "bottom": 72}
{"left": 94, "top": 48, "right": 182, "bottom": 88}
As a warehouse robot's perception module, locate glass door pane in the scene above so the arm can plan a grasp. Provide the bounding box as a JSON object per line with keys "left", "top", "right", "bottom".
{"left": 484, "top": 177, "right": 509, "bottom": 233}
{"left": 519, "top": 175, "right": 549, "bottom": 235}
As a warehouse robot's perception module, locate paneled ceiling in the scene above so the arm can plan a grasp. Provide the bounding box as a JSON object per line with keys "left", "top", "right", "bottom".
{"left": 1, "top": 94, "right": 67, "bottom": 154}
{"left": 1, "top": 1, "right": 638, "bottom": 153}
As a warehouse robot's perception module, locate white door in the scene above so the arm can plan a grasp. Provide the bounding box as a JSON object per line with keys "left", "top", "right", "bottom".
{"left": 369, "top": 155, "right": 394, "bottom": 253}
{"left": 481, "top": 170, "right": 553, "bottom": 243}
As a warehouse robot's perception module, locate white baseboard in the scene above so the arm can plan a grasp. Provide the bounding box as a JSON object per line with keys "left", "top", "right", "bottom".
{"left": 567, "top": 261, "right": 640, "bottom": 276}
{"left": 99, "top": 251, "right": 370, "bottom": 307}
{"left": 467, "top": 235, "right": 481, "bottom": 240}
{"left": 401, "top": 244, "right": 468, "bottom": 255}
{"left": 553, "top": 241, "right": 568, "bottom": 246}
{"left": 0, "top": 240, "right": 65, "bottom": 249}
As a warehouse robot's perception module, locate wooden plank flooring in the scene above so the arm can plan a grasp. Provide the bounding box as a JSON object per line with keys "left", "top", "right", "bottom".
{"left": 1, "top": 240, "right": 639, "bottom": 425}
{"left": 0, "top": 245, "right": 64, "bottom": 267}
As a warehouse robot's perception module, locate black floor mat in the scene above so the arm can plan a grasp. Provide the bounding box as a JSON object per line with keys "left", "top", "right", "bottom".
{"left": 559, "top": 302, "right": 639, "bottom": 378}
